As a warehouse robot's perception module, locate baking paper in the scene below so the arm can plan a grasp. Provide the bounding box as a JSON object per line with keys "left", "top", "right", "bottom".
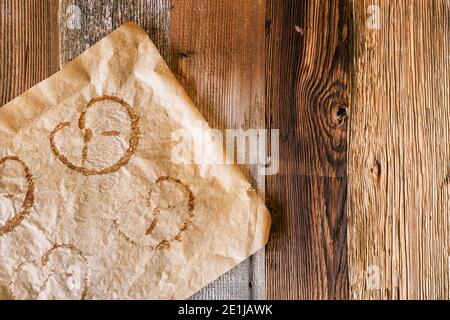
{"left": 0, "top": 22, "right": 271, "bottom": 299}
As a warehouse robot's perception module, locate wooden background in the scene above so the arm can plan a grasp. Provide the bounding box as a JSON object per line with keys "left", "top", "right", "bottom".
{"left": 0, "top": 0, "right": 449, "bottom": 299}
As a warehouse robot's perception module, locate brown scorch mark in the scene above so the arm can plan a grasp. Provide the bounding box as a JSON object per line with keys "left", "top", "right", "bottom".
{"left": 9, "top": 243, "right": 90, "bottom": 300}
{"left": 0, "top": 156, "right": 35, "bottom": 237}
{"left": 146, "top": 176, "right": 195, "bottom": 250}
{"left": 49, "top": 95, "right": 140, "bottom": 176}
{"left": 101, "top": 130, "right": 121, "bottom": 136}
{"left": 113, "top": 219, "right": 138, "bottom": 246}
{"left": 43, "top": 244, "right": 90, "bottom": 300}
{"left": 114, "top": 176, "right": 195, "bottom": 251}
{"left": 82, "top": 128, "right": 93, "bottom": 164}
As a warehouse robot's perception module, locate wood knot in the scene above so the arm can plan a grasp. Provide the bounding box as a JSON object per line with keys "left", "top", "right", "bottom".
{"left": 336, "top": 106, "right": 347, "bottom": 123}
{"left": 331, "top": 104, "right": 348, "bottom": 127}
{"left": 371, "top": 160, "right": 381, "bottom": 183}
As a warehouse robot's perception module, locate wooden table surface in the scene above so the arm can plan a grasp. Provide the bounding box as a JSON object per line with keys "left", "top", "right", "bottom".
{"left": 0, "top": 0, "right": 449, "bottom": 300}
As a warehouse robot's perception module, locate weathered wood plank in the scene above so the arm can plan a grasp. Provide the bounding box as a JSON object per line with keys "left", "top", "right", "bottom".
{"left": 265, "top": 0, "right": 351, "bottom": 299}
{"left": 170, "top": 0, "right": 267, "bottom": 300}
{"left": 348, "top": 0, "right": 450, "bottom": 299}
{"left": 59, "top": 0, "right": 172, "bottom": 67}
{"left": 0, "top": 0, "right": 59, "bottom": 106}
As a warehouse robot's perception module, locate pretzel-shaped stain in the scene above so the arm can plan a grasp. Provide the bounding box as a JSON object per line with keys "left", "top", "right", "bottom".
{"left": 114, "top": 176, "right": 195, "bottom": 251}
{"left": 0, "top": 156, "right": 35, "bottom": 237}
{"left": 147, "top": 176, "right": 195, "bottom": 250}
{"left": 9, "top": 244, "right": 90, "bottom": 300}
{"left": 49, "top": 95, "right": 140, "bottom": 176}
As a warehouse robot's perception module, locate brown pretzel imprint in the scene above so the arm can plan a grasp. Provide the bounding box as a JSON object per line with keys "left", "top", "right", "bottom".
{"left": 49, "top": 95, "right": 140, "bottom": 176}
{"left": 147, "top": 176, "right": 195, "bottom": 250}
{"left": 9, "top": 243, "right": 90, "bottom": 300}
{"left": 0, "top": 156, "right": 35, "bottom": 237}
{"left": 114, "top": 176, "right": 195, "bottom": 251}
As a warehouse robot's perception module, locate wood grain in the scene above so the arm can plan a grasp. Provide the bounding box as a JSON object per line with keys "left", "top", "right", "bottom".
{"left": 59, "top": 0, "right": 172, "bottom": 67}
{"left": 170, "top": 0, "right": 267, "bottom": 300}
{"left": 265, "top": 0, "right": 351, "bottom": 299}
{"left": 348, "top": 0, "right": 450, "bottom": 299}
{"left": 0, "top": 0, "right": 59, "bottom": 106}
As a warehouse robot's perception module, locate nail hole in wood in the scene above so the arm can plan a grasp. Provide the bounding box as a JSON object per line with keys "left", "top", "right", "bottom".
{"left": 294, "top": 25, "right": 304, "bottom": 35}
{"left": 178, "top": 50, "right": 194, "bottom": 59}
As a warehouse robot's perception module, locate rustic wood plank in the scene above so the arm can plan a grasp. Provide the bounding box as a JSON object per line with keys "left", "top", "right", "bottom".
{"left": 348, "top": 0, "right": 450, "bottom": 299}
{"left": 59, "top": 0, "right": 172, "bottom": 67}
{"left": 0, "top": 0, "right": 59, "bottom": 106}
{"left": 265, "top": 0, "right": 351, "bottom": 299}
{"left": 170, "top": 0, "right": 267, "bottom": 300}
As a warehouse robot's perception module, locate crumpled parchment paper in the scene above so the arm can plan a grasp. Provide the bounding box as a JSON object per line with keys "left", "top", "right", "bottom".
{"left": 0, "top": 22, "right": 271, "bottom": 300}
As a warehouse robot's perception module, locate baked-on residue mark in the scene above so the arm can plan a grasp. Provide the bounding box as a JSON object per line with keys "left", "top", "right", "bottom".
{"left": 49, "top": 95, "right": 140, "bottom": 176}
{"left": 113, "top": 176, "right": 195, "bottom": 251}
{"left": 101, "top": 130, "right": 121, "bottom": 136}
{"left": 0, "top": 156, "right": 35, "bottom": 237}
{"left": 82, "top": 128, "right": 93, "bottom": 165}
{"left": 147, "top": 176, "right": 195, "bottom": 251}
{"left": 113, "top": 219, "right": 138, "bottom": 246}
{"left": 9, "top": 243, "right": 90, "bottom": 300}
{"left": 44, "top": 244, "right": 90, "bottom": 300}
